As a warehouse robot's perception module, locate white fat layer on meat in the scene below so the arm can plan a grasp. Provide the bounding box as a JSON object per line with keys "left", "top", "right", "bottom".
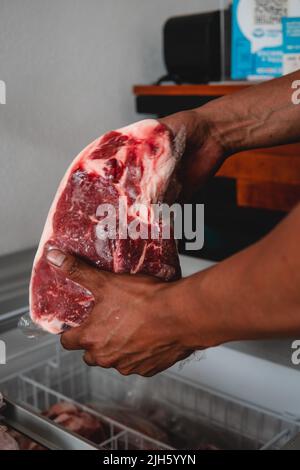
{"left": 34, "top": 316, "right": 66, "bottom": 335}
{"left": 82, "top": 119, "right": 176, "bottom": 208}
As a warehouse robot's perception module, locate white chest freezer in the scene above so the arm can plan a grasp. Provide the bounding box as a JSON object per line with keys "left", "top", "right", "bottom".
{"left": 0, "top": 255, "right": 299, "bottom": 450}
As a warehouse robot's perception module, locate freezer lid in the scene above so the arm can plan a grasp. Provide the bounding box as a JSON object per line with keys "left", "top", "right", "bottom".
{"left": 282, "top": 432, "right": 300, "bottom": 450}
{"left": 2, "top": 396, "right": 98, "bottom": 450}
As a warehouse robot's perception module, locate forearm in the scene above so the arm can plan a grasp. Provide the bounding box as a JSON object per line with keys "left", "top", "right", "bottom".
{"left": 199, "top": 70, "right": 300, "bottom": 156}
{"left": 170, "top": 203, "right": 300, "bottom": 349}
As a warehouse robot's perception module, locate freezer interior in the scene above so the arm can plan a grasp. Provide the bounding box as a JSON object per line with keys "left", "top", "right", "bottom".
{"left": 0, "top": 334, "right": 299, "bottom": 451}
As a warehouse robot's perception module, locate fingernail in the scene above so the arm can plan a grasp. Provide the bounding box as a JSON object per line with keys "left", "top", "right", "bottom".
{"left": 47, "top": 249, "right": 66, "bottom": 267}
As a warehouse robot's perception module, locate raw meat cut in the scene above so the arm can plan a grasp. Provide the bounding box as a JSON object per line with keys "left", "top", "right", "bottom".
{"left": 44, "top": 401, "right": 169, "bottom": 449}
{"left": 0, "top": 393, "right": 44, "bottom": 450}
{"left": 30, "top": 119, "right": 183, "bottom": 334}
{"left": 0, "top": 426, "right": 19, "bottom": 450}
{"left": 90, "top": 403, "right": 170, "bottom": 450}
{"left": 44, "top": 402, "right": 105, "bottom": 443}
{"left": 6, "top": 429, "right": 45, "bottom": 451}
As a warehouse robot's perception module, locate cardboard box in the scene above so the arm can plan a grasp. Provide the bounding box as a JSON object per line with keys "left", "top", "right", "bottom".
{"left": 283, "top": 17, "right": 300, "bottom": 74}
{"left": 231, "top": 0, "right": 300, "bottom": 80}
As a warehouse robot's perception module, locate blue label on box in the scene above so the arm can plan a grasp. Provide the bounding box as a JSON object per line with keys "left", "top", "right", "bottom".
{"left": 282, "top": 17, "right": 300, "bottom": 52}
{"left": 282, "top": 17, "right": 300, "bottom": 74}
{"left": 231, "top": 0, "right": 284, "bottom": 80}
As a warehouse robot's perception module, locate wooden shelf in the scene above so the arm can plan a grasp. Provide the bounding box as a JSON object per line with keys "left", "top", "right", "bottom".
{"left": 237, "top": 180, "right": 300, "bottom": 213}
{"left": 133, "top": 83, "right": 250, "bottom": 97}
{"left": 217, "top": 149, "right": 300, "bottom": 185}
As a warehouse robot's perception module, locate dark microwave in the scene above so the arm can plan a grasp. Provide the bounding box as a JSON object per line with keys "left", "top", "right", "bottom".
{"left": 159, "top": 10, "right": 231, "bottom": 84}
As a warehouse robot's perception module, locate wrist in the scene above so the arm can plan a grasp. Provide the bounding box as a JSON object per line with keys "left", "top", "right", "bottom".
{"left": 164, "top": 273, "right": 229, "bottom": 351}
{"left": 195, "top": 98, "right": 249, "bottom": 158}
{"left": 166, "top": 260, "right": 261, "bottom": 351}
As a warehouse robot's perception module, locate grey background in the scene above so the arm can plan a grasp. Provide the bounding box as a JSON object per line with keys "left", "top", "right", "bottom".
{"left": 0, "top": 0, "right": 220, "bottom": 256}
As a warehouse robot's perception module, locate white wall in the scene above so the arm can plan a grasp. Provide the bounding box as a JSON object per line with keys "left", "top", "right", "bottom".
{"left": 0, "top": 0, "right": 218, "bottom": 256}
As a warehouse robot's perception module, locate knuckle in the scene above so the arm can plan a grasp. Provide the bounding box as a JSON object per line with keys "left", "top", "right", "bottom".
{"left": 91, "top": 352, "right": 114, "bottom": 368}
{"left": 66, "top": 258, "right": 99, "bottom": 298}
{"left": 83, "top": 352, "right": 95, "bottom": 366}
{"left": 60, "top": 334, "right": 70, "bottom": 350}
{"left": 98, "top": 358, "right": 113, "bottom": 369}
{"left": 79, "top": 331, "right": 93, "bottom": 349}
{"left": 67, "top": 258, "right": 82, "bottom": 282}
{"left": 143, "top": 371, "right": 156, "bottom": 377}
{"left": 117, "top": 367, "right": 132, "bottom": 376}
{"left": 133, "top": 368, "right": 155, "bottom": 377}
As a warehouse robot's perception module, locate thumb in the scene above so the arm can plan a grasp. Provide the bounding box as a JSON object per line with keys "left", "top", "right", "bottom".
{"left": 46, "top": 248, "right": 102, "bottom": 298}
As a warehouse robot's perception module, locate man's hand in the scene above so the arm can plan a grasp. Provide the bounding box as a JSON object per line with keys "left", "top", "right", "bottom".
{"left": 45, "top": 72, "right": 300, "bottom": 376}
{"left": 47, "top": 249, "right": 195, "bottom": 376}
{"left": 160, "top": 110, "right": 226, "bottom": 199}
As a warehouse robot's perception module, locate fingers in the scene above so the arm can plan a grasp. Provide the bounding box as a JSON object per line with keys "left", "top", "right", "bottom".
{"left": 83, "top": 351, "right": 118, "bottom": 369}
{"left": 83, "top": 351, "right": 97, "bottom": 366}
{"left": 61, "top": 322, "right": 105, "bottom": 352}
{"left": 46, "top": 248, "right": 103, "bottom": 298}
{"left": 62, "top": 328, "right": 193, "bottom": 377}
{"left": 61, "top": 322, "right": 98, "bottom": 351}
{"left": 60, "top": 326, "right": 85, "bottom": 350}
